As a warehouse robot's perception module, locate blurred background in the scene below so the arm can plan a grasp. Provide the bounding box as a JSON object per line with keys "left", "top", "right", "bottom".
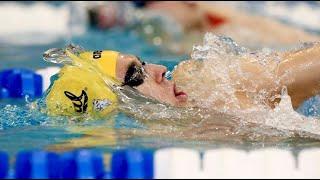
{"left": 1, "top": 1, "right": 319, "bottom": 71}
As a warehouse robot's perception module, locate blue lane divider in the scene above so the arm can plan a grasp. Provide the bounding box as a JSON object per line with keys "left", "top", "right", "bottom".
{"left": 111, "top": 149, "right": 154, "bottom": 179}
{"left": 15, "top": 150, "right": 60, "bottom": 179}
{"left": 1, "top": 148, "right": 154, "bottom": 179}
{"left": 0, "top": 86, "right": 9, "bottom": 99}
{"left": 60, "top": 149, "right": 105, "bottom": 179}
{"left": 0, "top": 68, "right": 42, "bottom": 99}
{"left": 0, "top": 151, "right": 9, "bottom": 178}
{"left": 59, "top": 151, "right": 77, "bottom": 179}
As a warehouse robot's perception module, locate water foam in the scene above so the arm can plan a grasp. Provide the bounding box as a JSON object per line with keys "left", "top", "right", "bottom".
{"left": 171, "top": 33, "right": 320, "bottom": 140}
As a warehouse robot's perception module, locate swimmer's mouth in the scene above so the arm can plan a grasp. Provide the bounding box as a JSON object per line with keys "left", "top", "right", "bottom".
{"left": 173, "top": 83, "right": 187, "bottom": 100}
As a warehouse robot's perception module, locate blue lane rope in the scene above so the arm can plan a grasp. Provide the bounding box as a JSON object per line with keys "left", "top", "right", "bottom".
{"left": 1, "top": 148, "right": 154, "bottom": 179}
{"left": 0, "top": 151, "right": 9, "bottom": 178}
{"left": 0, "top": 68, "right": 42, "bottom": 99}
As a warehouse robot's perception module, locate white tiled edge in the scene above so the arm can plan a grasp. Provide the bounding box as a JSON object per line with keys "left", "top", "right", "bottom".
{"left": 36, "top": 67, "right": 60, "bottom": 92}
{"left": 154, "top": 148, "right": 320, "bottom": 179}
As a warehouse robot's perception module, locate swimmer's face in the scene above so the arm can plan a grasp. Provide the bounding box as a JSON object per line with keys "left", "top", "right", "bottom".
{"left": 115, "top": 54, "right": 188, "bottom": 106}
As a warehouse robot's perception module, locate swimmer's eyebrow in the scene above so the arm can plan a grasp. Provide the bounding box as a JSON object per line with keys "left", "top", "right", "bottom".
{"left": 136, "top": 56, "right": 142, "bottom": 62}
{"left": 124, "top": 57, "right": 140, "bottom": 74}
{"left": 136, "top": 56, "right": 146, "bottom": 65}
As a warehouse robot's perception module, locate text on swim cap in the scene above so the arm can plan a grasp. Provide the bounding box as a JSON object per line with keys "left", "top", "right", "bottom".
{"left": 93, "top": 50, "right": 102, "bottom": 59}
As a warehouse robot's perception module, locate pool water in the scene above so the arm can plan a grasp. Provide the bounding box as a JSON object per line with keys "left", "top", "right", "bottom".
{"left": 1, "top": 2, "right": 320, "bottom": 164}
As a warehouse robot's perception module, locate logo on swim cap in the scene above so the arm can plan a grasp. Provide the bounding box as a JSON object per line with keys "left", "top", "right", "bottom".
{"left": 64, "top": 90, "right": 88, "bottom": 113}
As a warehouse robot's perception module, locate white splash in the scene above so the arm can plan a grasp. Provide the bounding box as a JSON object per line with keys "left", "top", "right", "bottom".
{"left": 173, "top": 33, "right": 320, "bottom": 138}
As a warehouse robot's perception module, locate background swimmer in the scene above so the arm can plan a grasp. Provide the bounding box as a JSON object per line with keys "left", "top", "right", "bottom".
{"left": 86, "top": 1, "right": 320, "bottom": 53}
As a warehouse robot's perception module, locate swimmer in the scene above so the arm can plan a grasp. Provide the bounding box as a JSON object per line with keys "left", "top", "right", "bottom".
{"left": 86, "top": 1, "right": 320, "bottom": 53}
{"left": 45, "top": 45, "right": 188, "bottom": 117}
{"left": 45, "top": 41, "right": 320, "bottom": 117}
{"left": 145, "top": 1, "right": 320, "bottom": 51}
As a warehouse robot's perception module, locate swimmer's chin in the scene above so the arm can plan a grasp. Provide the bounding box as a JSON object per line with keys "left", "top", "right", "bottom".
{"left": 173, "top": 95, "right": 188, "bottom": 107}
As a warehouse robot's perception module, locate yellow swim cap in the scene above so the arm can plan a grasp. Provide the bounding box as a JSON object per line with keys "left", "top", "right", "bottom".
{"left": 45, "top": 49, "right": 120, "bottom": 116}
{"left": 78, "top": 50, "right": 119, "bottom": 78}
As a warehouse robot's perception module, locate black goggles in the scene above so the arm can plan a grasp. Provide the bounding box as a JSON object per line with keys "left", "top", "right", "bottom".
{"left": 122, "top": 57, "right": 147, "bottom": 87}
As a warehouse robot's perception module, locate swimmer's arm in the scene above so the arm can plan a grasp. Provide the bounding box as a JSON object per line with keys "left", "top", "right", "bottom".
{"left": 196, "top": 2, "right": 320, "bottom": 44}
{"left": 276, "top": 44, "right": 320, "bottom": 109}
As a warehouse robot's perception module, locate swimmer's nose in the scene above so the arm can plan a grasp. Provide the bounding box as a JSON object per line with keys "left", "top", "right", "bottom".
{"left": 145, "top": 64, "right": 168, "bottom": 83}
